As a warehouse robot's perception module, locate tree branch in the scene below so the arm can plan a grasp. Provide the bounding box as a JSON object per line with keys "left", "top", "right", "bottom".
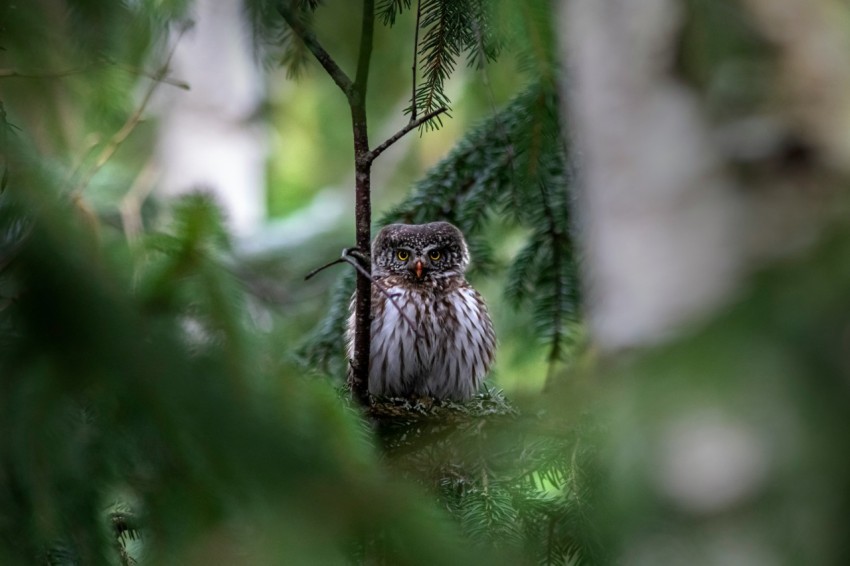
{"left": 0, "top": 63, "right": 189, "bottom": 89}
{"left": 277, "top": 2, "right": 354, "bottom": 98}
{"left": 538, "top": 181, "right": 565, "bottom": 383}
{"left": 71, "top": 24, "right": 190, "bottom": 197}
{"left": 410, "top": 0, "right": 422, "bottom": 120}
{"left": 0, "top": 65, "right": 95, "bottom": 79}
{"left": 369, "top": 106, "right": 447, "bottom": 161}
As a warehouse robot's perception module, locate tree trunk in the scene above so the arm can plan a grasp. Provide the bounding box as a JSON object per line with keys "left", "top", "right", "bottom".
{"left": 560, "top": 0, "right": 844, "bottom": 352}
{"left": 153, "top": 0, "right": 267, "bottom": 238}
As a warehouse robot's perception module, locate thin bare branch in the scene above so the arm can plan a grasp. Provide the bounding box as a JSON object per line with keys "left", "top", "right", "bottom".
{"left": 0, "top": 64, "right": 95, "bottom": 79}
{"left": 304, "top": 257, "right": 347, "bottom": 280}
{"left": 116, "top": 64, "right": 191, "bottom": 90}
{"left": 0, "top": 62, "right": 190, "bottom": 90}
{"left": 369, "top": 106, "right": 447, "bottom": 161}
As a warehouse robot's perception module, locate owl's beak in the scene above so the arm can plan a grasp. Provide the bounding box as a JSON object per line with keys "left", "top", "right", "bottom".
{"left": 414, "top": 259, "right": 424, "bottom": 279}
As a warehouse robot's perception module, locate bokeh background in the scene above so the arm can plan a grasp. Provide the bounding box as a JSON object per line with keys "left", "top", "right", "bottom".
{"left": 2, "top": 0, "right": 849, "bottom": 564}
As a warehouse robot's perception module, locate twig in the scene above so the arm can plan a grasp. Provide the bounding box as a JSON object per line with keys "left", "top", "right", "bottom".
{"left": 0, "top": 63, "right": 190, "bottom": 90}
{"left": 0, "top": 64, "right": 96, "bottom": 79}
{"left": 120, "top": 159, "right": 159, "bottom": 243}
{"left": 61, "top": 134, "right": 102, "bottom": 193}
{"left": 116, "top": 64, "right": 191, "bottom": 90}
{"left": 369, "top": 106, "right": 447, "bottom": 162}
{"left": 305, "top": 249, "right": 422, "bottom": 338}
{"left": 349, "top": 0, "right": 377, "bottom": 405}
{"left": 71, "top": 24, "right": 190, "bottom": 197}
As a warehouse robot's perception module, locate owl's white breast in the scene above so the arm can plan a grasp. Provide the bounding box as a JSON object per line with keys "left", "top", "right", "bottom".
{"left": 369, "top": 285, "right": 435, "bottom": 395}
{"left": 367, "top": 281, "right": 495, "bottom": 399}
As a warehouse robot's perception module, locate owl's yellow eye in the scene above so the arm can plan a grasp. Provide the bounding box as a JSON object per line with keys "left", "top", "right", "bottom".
{"left": 397, "top": 250, "right": 410, "bottom": 261}
{"left": 428, "top": 250, "right": 441, "bottom": 261}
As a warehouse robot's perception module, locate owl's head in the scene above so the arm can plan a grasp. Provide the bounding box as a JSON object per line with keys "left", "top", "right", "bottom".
{"left": 372, "top": 221, "right": 470, "bottom": 281}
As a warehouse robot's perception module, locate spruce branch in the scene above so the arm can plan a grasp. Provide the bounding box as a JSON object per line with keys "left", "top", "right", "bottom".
{"left": 304, "top": 257, "right": 347, "bottom": 280}
{"left": 277, "top": 2, "right": 354, "bottom": 98}
{"left": 377, "top": 0, "right": 413, "bottom": 25}
{"left": 70, "top": 23, "right": 191, "bottom": 197}
{"left": 0, "top": 64, "right": 96, "bottom": 79}
{"left": 410, "top": 0, "right": 422, "bottom": 120}
{"left": 413, "top": 0, "right": 455, "bottom": 126}
{"left": 538, "top": 181, "right": 566, "bottom": 373}
{"left": 0, "top": 61, "right": 187, "bottom": 86}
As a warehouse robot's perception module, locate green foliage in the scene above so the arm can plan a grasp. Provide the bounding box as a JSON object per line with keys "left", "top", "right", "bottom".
{"left": 0, "top": 182, "right": 515, "bottom": 565}
{"left": 411, "top": 0, "right": 501, "bottom": 126}
{"left": 246, "top": 0, "right": 320, "bottom": 74}
{"left": 585, "top": 222, "right": 850, "bottom": 564}
{"left": 268, "top": 0, "right": 502, "bottom": 125}
{"left": 369, "top": 388, "right": 604, "bottom": 564}
{"left": 377, "top": 0, "right": 413, "bottom": 26}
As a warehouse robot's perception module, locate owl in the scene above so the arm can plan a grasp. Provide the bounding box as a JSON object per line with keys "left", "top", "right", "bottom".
{"left": 346, "top": 221, "right": 496, "bottom": 401}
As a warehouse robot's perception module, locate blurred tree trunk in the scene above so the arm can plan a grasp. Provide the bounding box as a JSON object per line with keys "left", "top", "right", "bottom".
{"left": 153, "top": 0, "right": 267, "bottom": 238}
{"left": 560, "top": 0, "right": 846, "bottom": 352}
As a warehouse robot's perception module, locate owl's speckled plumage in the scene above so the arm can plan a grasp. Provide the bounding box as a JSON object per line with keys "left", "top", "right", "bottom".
{"left": 346, "top": 222, "right": 496, "bottom": 400}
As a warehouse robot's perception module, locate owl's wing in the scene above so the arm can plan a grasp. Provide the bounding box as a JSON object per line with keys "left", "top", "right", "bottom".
{"left": 428, "top": 283, "right": 496, "bottom": 400}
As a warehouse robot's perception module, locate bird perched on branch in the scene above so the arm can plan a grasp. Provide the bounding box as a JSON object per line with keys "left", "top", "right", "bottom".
{"left": 347, "top": 221, "right": 496, "bottom": 400}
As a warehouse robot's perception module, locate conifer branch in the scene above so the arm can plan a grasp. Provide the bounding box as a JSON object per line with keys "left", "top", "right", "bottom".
{"left": 0, "top": 62, "right": 189, "bottom": 89}
{"left": 280, "top": 0, "right": 379, "bottom": 404}
{"left": 410, "top": 0, "right": 422, "bottom": 120}
{"left": 70, "top": 24, "right": 190, "bottom": 197}
{"left": 277, "top": 2, "right": 354, "bottom": 98}
{"left": 538, "top": 181, "right": 565, "bottom": 374}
